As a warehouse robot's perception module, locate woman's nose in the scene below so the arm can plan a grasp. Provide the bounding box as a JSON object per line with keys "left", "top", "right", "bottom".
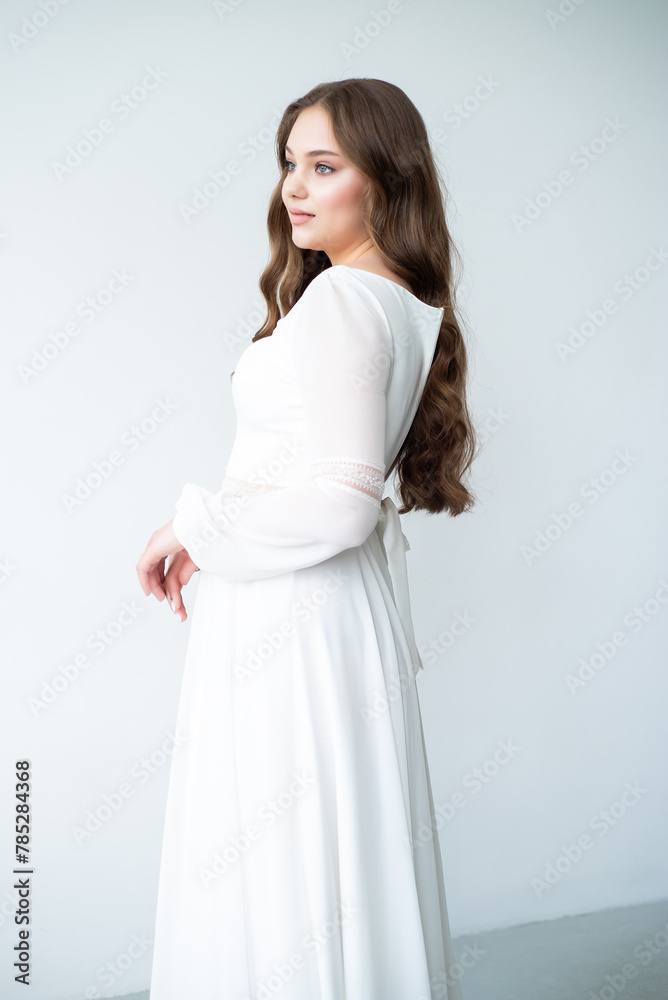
{"left": 284, "top": 166, "right": 307, "bottom": 193}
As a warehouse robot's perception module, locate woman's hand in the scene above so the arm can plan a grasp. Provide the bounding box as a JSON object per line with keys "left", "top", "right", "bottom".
{"left": 136, "top": 519, "right": 199, "bottom": 622}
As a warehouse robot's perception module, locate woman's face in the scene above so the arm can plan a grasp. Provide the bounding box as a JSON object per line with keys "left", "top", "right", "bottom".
{"left": 281, "top": 106, "right": 370, "bottom": 263}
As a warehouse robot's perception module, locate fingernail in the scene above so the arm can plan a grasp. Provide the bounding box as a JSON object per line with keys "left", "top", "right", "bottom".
{"left": 169, "top": 598, "right": 176, "bottom": 612}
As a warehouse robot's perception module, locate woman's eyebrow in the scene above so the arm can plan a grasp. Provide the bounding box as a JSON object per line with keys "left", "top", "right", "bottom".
{"left": 284, "top": 145, "right": 342, "bottom": 157}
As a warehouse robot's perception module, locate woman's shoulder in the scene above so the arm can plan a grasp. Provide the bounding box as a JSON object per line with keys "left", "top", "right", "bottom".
{"left": 306, "top": 265, "right": 442, "bottom": 319}
{"left": 300, "top": 266, "right": 408, "bottom": 321}
{"left": 294, "top": 265, "right": 388, "bottom": 315}
{"left": 281, "top": 267, "right": 393, "bottom": 351}
{"left": 303, "top": 265, "right": 368, "bottom": 294}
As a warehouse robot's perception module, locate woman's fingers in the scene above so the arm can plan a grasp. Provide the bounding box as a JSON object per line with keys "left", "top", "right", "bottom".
{"left": 164, "top": 550, "right": 198, "bottom": 622}
{"left": 137, "top": 535, "right": 198, "bottom": 623}
{"left": 165, "top": 587, "right": 187, "bottom": 622}
{"left": 163, "top": 571, "right": 185, "bottom": 621}
{"left": 136, "top": 520, "right": 185, "bottom": 601}
{"left": 136, "top": 555, "right": 167, "bottom": 602}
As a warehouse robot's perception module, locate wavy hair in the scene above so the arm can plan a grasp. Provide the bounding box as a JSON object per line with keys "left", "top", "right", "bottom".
{"left": 248, "top": 77, "right": 479, "bottom": 516}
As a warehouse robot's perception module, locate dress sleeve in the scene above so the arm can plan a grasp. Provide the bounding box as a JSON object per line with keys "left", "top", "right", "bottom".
{"left": 171, "top": 271, "right": 393, "bottom": 582}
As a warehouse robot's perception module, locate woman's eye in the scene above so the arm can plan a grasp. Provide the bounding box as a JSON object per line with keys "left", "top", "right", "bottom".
{"left": 285, "top": 160, "right": 333, "bottom": 174}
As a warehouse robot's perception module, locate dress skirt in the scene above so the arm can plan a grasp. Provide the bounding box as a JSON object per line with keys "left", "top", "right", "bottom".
{"left": 148, "top": 515, "right": 462, "bottom": 1000}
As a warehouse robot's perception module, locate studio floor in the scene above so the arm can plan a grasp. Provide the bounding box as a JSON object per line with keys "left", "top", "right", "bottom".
{"left": 127, "top": 898, "right": 668, "bottom": 1000}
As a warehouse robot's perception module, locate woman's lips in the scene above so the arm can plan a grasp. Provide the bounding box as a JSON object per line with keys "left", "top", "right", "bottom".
{"left": 289, "top": 211, "right": 314, "bottom": 225}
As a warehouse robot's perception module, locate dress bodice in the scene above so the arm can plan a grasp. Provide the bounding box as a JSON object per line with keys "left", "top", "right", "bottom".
{"left": 223, "top": 265, "right": 444, "bottom": 493}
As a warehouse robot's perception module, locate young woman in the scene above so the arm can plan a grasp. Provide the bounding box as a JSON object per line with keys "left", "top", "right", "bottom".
{"left": 137, "top": 77, "right": 477, "bottom": 1000}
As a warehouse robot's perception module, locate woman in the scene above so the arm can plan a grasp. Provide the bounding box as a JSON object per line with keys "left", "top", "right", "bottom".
{"left": 137, "top": 78, "right": 477, "bottom": 1000}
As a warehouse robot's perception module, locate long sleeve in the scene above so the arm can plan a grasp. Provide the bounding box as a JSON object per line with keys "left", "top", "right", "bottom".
{"left": 171, "top": 271, "right": 393, "bottom": 582}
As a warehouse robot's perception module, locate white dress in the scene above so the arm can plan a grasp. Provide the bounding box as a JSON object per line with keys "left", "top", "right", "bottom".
{"left": 148, "top": 264, "right": 463, "bottom": 1000}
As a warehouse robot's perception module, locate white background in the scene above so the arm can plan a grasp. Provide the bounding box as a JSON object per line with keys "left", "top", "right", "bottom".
{"left": 1, "top": 0, "right": 666, "bottom": 997}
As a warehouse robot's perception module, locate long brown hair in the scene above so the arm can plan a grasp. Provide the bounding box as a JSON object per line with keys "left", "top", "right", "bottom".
{"left": 250, "top": 78, "right": 479, "bottom": 516}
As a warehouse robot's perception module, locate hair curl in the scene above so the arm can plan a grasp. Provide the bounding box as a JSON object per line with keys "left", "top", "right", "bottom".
{"left": 249, "top": 77, "right": 479, "bottom": 516}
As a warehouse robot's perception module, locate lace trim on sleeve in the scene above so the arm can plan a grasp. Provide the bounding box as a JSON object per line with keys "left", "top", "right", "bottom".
{"left": 310, "top": 456, "right": 385, "bottom": 506}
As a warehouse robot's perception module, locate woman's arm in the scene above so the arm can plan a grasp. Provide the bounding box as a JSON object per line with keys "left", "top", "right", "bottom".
{"left": 172, "top": 271, "right": 393, "bottom": 582}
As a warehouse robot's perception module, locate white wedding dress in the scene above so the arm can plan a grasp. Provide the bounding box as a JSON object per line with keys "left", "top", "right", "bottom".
{"left": 148, "top": 265, "right": 463, "bottom": 1000}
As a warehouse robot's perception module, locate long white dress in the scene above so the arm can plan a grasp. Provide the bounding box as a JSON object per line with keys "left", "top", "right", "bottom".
{"left": 148, "top": 264, "right": 463, "bottom": 1000}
